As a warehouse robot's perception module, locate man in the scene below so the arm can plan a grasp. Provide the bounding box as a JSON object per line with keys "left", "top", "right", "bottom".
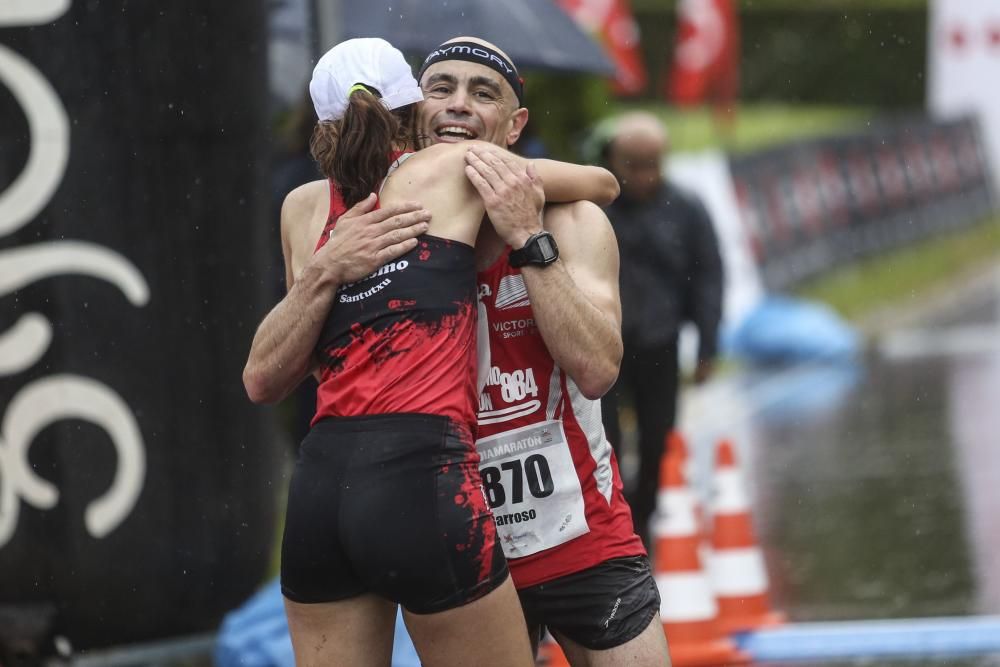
{"left": 418, "top": 39, "right": 670, "bottom": 665}
{"left": 599, "top": 112, "right": 724, "bottom": 549}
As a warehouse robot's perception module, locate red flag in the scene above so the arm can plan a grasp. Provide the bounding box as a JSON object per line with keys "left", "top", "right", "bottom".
{"left": 668, "top": 0, "right": 739, "bottom": 109}
{"left": 558, "top": 0, "right": 648, "bottom": 95}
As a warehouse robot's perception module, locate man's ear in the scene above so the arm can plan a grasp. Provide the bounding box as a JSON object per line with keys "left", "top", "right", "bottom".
{"left": 506, "top": 108, "right": 529, "bottom": 147}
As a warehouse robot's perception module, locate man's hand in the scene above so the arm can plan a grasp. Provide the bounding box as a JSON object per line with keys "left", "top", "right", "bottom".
{"left": 693, "top": 358, "right": 715, "bottom": 384}
{"left": 312, "top": 193, "right": 430, "bottom": 284}
{"left": 464, "top": 145, "right": 545, "bottom": 249}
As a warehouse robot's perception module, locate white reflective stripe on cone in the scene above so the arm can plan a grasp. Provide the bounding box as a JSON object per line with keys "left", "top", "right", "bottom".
{"left": 713, "top": 468, "right": 750, "bottom": 514}
{"left": 655, "top": 573, "right": 718, "bottom": 622}
{"left": 708, "top": 548, "right": 769, "bottom": 595}
{"left": 652, "top": 488, "right": 699, "bottom": 537}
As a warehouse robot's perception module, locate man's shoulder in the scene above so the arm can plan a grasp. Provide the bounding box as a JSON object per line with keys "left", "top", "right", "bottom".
{"left": 663, "top": 181, "right": 708, "bottom": 212}
{"left": 543, "top": 200, "right": 611, "bottom": 236}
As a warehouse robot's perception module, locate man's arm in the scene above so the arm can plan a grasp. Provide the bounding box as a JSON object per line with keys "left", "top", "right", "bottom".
{"left": 526, "top": 201, "right": 623, "bottom": 398}
{"left": 242, "top": 191, "right": 431, "bottom": 404}
{"left": 687, "top": 195, "right": 724, "bottom": 383}
{"left": 464, "top": 149, "right": 622, "bottom": 399}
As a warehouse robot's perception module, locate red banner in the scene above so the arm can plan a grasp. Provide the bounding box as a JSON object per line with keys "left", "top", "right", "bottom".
{"left": 667, "top": 0, "right": 739, "bottom": 108}
{"left": 558, "top": 0, "right": 647, "bottom": 95}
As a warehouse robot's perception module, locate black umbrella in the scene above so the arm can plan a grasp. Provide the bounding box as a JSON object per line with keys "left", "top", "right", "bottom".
{"left": 338, "top": 0, "right": 615, "bottom": 75}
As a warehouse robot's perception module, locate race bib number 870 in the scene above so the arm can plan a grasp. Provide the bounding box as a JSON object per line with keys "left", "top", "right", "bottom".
{"left": 476, "top": 420, "right": 589, "bottom": 558}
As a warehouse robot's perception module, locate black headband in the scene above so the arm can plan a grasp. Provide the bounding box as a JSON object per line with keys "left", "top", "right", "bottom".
{"left": 418, "top": 41, "right": 524, "bottom": 106}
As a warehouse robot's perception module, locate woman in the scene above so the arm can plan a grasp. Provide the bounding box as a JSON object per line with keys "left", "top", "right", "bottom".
{"left": 258, "top": 38, "right": 619, "bottom": 666}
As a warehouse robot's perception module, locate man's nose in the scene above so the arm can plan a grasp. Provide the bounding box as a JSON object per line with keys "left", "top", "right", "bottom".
{"left": 446, "top": 89, "right": 471, "bottom": 114}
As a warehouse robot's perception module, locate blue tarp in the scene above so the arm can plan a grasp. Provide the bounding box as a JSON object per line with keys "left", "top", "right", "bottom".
{"left": 726, "top": 295, "right": 860, "bottom": 364}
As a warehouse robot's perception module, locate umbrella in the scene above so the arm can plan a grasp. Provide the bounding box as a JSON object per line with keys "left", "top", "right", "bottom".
{"left": 336, "top": 0, "right": 615, "bottom": 75}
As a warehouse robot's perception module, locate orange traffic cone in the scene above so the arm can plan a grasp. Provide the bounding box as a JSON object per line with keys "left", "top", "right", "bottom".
{"left": 707, "top": 439, "right": 785, "bottom": 633}
{"left": 660, "top": 430, "right": 713, "bottom": 565}
{"left": 653, "top": 452, "right": 749, "bottom": 666}
{"left": 667, "top": 430, "right": 693, "bottom": 481}
{"left": 536, "top": 634, "right": 570, "bottom": 667}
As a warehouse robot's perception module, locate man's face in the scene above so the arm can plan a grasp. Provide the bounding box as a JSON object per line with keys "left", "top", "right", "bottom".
{"left": 417, "top": 60, "right": 524, "bottom": 148}
{"left": 608, "top": 135, "right": 665, "bottom": 202}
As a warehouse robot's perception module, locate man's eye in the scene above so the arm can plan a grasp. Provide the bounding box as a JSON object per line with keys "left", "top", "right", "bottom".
{"left": 430, "top": 86, "right": 450, "bottom": 94}
{"left": 475, "top": 91, "right": 495, "bottom": 100}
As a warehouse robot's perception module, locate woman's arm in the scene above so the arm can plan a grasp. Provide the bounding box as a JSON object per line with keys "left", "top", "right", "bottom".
{"left": 533, "top": 159, "right": 620, "bottom": 206}
{"left": 464, "top": 144, "right": 619, "bottom": 206}
{"left": 242, "top": 190, "right": 430, "bottom": 403}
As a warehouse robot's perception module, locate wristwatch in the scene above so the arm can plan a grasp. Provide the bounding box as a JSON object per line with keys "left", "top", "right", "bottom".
{"left": 509, "top": 231, "right": 559, "bottom": 268}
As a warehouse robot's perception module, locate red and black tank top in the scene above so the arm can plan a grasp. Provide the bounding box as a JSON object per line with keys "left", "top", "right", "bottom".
{"left": 311, "top": 155, "right": 478, "bottom": 429}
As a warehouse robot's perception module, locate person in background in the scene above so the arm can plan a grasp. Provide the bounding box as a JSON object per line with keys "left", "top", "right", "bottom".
{"left": 600, "top": 111, "right": 724, "bottom": 549}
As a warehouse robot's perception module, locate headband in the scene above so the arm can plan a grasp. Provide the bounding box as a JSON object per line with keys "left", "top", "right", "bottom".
{"left": 418, "top": 41, "right": 524, "bottom": 106}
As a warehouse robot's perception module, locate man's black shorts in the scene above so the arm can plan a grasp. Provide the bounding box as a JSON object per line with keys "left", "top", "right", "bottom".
{"left": 280, "top": 414, "right": 509, "bottom": 614}
{"left": 517, "top": 555, "right": 660, "bottom": 651}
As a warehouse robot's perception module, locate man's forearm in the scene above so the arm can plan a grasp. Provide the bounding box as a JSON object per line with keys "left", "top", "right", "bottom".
{"left": 520, "top": 261, "right": 622, "bottom": 399}
{"left": 243, "top": 266, "right": 338, "bottom": 404}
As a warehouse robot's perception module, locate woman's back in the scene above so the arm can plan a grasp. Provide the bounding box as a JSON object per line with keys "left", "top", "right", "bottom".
{"left": 310, "top": 148, "right": 483, "bottom": 427}
{"left": 378, "top": 141, "right": 487, "bottom": 247}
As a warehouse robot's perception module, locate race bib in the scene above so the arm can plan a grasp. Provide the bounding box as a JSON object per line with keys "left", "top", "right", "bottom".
{"left": 476, "top": 420, "right": 589, "bottom": 559}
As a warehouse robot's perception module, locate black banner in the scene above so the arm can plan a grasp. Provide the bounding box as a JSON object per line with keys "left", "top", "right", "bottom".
{"left": 730, "top": 116, "right": 997, "bottom": 290}
{"left": 0, "top": 1, "right": 281, "bottom": 650}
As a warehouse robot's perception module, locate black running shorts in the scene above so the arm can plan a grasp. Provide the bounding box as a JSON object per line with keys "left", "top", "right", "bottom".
{"left": 280, "top": 414, "right": 509, "bottom": 614}
{"left": 517, "top": 556, "right": 661, "bottom": 651}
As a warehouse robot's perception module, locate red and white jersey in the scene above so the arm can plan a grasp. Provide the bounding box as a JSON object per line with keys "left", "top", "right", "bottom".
{"left": 475, "top": 248, "right": 645, "bottom": 588}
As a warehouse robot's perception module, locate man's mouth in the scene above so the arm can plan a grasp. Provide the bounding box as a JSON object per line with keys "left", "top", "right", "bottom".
{"left": 434, "top": 125, "right": 479, "bottom": 141}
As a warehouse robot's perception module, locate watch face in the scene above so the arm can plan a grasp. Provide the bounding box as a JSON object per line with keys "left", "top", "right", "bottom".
{"left": 537, "top": 236, "right": 555, "bottom": 259}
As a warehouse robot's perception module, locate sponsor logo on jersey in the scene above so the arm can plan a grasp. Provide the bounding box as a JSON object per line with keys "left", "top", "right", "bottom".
{"left": 477, "top": 365, "right": 542, "bottom": 424}
{"left": 337, "top": 260, "right": 409, "bottom": 303}
{"left": 338, "top": 259, "right": 409, "bottom": 291}
{"left": 495, "top": 275, "right": 530, "bottom": 310}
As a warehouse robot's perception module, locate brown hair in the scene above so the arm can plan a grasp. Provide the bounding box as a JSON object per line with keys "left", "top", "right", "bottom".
{"left": 309, "top": 90, "right": 417, "bottom": 208}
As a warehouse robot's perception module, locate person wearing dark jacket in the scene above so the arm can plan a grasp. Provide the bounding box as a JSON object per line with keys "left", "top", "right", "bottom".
{"left": 600, "top": 112, "right": 724, "bottom": 548}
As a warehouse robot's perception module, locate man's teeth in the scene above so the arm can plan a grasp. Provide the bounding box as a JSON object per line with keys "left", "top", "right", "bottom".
{"left": 439, "top": 126, "right": 475, "bottom": 138}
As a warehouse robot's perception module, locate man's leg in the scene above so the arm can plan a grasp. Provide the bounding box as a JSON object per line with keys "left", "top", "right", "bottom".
{"left": 554, "top": 613, "right": 671, "bottom": 667}
{"left": 601, "top": 343, "right": 638, "bottom": 460}
{"left": 520, "top": 556, "right": 670, "bottom": 667}
{"left": 630, "top": 341, "right": 679, "bottom": 548}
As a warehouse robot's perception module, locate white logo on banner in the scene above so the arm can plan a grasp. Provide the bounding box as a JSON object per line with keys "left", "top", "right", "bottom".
{"left": 0, "top": 2, "right": 149, "bottom": 548}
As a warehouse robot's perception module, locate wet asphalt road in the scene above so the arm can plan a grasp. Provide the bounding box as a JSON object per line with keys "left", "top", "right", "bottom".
{"left": 656, "top": 262, "right": 1000, "bottom": 666}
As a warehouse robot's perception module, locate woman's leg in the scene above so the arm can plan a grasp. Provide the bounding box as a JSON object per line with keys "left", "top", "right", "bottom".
{"left": 402, "top": 576, "right": 534, "bottom": 667}
{"left": 284, "top": 594, "right": 397, "bottom": 667}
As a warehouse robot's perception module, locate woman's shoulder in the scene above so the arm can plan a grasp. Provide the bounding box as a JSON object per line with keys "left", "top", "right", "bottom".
{"left": 281, "top": 179, "right": 330, "bottom": 245}
{"left": 281, "top": 180, "right": 330, "bottom": 222}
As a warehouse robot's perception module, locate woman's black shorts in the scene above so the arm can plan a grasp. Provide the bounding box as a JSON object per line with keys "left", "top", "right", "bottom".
{"left": 280, "top": 414, "right": 509, "bottom": 614}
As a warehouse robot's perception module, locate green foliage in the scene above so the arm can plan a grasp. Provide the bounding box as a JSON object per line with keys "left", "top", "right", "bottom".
{"left": 520, "top": 73, "right": 612, "bottom": 161}
{"left": 526, "top": 94, "right": 869, "bottom": 162}
{"left": 795, "top": 218, "right": 1000, "bottom": 322}
{"left": 606, "top": 103, "right": 871, "bottom": 154}
{"left": 523, "top": 2, "right": 926, "bottom": 159}
{"left": 630, "top": 6, "right": 926, "bottom": 107}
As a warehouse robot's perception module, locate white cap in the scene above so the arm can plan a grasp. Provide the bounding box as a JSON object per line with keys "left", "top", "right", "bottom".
{"left": 309, "top": 37, "right": 424, "bottom": 122}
